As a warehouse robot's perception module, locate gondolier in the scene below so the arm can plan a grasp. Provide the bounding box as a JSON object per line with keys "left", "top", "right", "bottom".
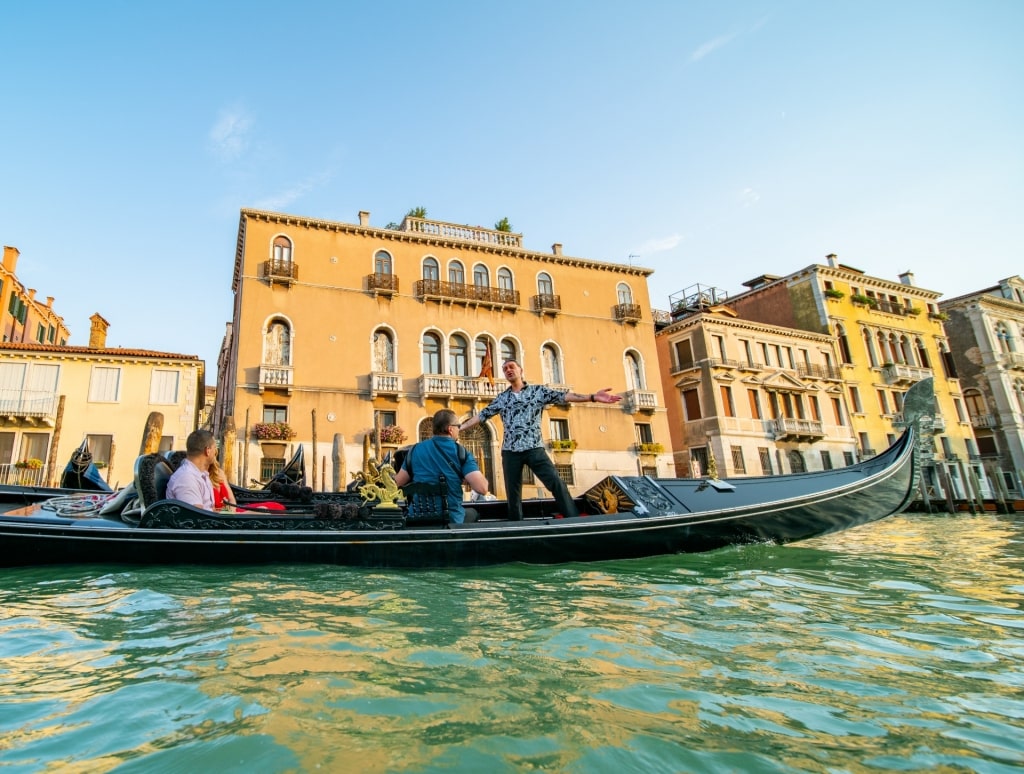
{"left": 459, "top": 358, "right": 621, "bottom": 520}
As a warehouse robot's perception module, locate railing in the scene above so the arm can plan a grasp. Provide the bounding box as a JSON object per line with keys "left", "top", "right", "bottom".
{"left": 418, "top": 374, "right": 505, "bottom": 399}
{"left": 366, "top": 272, "right": 399, "bottom": 294}
{"left": 673, "top": 360, "right": 698, "bottom": 374}
{"left": 613, "top": 303, "right": 642, "bottom": 323}
{"left": 0, "top": 390, "right": 59, "bottom": 417}
{"left": 651, "top": 309, "right": 672, "bottom": 326}
{"left": 773, "top": 417, "right": 824, "bottom": 439}
{"left": 402, "top": 217, "right": 523, "bottom": 248}
{"left": 623, "top": 389, "right": 657, "bottom": 414}
{"left": 414, "top": 279, "right": 520, "bottom": 308}
{"left": 370, "top": 372, "right": 402, "bottom": 396}
{"left": 892, "top": 413, "right": 945, "bottom": 430}
{"left": 0, "top": 464, "right": 46, "bottom": 486}
{"left": 797, "top": 363, "right": 842, "bottom": 380}
{"left": 971, "top": 413, "right": 997, "bottom": 429}
{"left": 261, "top": 259, "right": 298, "bottom": 283}
{"left": 259, "top": 365, "right": 293, "bottom": 388}
{"left": 1001, "top": 352, "right": 1024, "bottom": 370}
{"left": 706, "top": 358, "right": 745, "bottom": 369}
{"left": 880, "top": 363, "right": 933, "bottom": 385}
{"left": 531, "top": 294, "right": 561, "bottom": 314}
{"left": 860, "top": 448, "right": 878, "bottom": 459}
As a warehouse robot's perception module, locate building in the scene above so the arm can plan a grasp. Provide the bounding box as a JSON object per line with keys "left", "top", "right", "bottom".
{"left": 655, "top": 292, "right": 855, "bottom": 478}
{"left": 2, "top": 245, "right": 70, "bottom": 346}
{"left": 214, "top": 208, "right": 672, "bottom": 495}
{"left": 719, "top": 255, "right": 981, "bottom": 503}
{"left": 940, "top": 276, "right": 1024, "bottom": 498}
{"left": 0, "top": 315, "right": 204, "bottom": 488}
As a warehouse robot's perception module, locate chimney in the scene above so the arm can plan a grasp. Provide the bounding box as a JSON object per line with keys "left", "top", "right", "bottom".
{"left": 88, "top": 313, "right": 110, "bottom": 349}
{"left": 358, "top": 211, "right": 370, "bottom": 227}
{"left": 552, "top": 243, "right": 563, "bottom": 256}
{"left": 46, "top": 296, "right": 54, "bottom": 308}
{"left": 825, "top": 253, "right": 837, "bottom": 268}
{"left": 2, "top": 245, "right": 19, "bottom": 272}
{"left": 898, "top": 271, "right": 915, "bottom": 286}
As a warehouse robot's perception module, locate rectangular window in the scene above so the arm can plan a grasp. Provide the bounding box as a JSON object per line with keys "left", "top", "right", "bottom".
{"left": 859, "top": 432, "right": 871, "bottom": 456}
{"left": 634, "top": 423, "right": 653, "bottom": 445}
{"left": 809, "top": 395, "right": 821, "bottom": 422}
{"left": 820, "top": 450, "right": 833, "bottom": 470}
{"left": 720, "top": 385, "right": 735, "bottom": 417}
{"left": 843, "top": 451, "right": 855, "bottom": 466}
{"left": 682, "top": 388, "right": 702, "bottom": 421}
{"left": 374, "top": 410, "right": 397, "bottom": 431}
{"left": 730, "top": 446, "right": 746, "bottom": 474}
{"left": 674, "top": 339, "right": 693, "bottom": 370}
{"left": 877, "top": 389, "right": 889, "bottom": 414}
{"left": 159, "top": 435, "right": 174, "bottom": 452}
{"left": 748, "top": 389, "right": 762, "bottom": 419}
{"left": 549, "top": 418, "right": 570, "bottom": 441}
{"left": 19, "top": 431, "right": 49, "bottom": 463}
{"left": 832, "top": 397, "right": 845, "bottom": 425}
{"left": 712, "top": 335, "right": 726, "bottom": 360}
{"left": 85, "top": 434, "right": 113, "bottom": 465}
{"left": 47, "top": 325, "right": 55, "bottom": 343}
{"left": 35, "top": 323, "right": 45, "bottom": 343}
{"left": 849, "top": 386, "right": 863, "bottom": 413}
{"left": 760, "top": 342, "right": 771, "bottom": 366}
{"left": 758, "top": 447, "right": 773, "bottom": 475}
{"left": 263, "top": 405, "right": 288, "bottom": 423}
{"left": 0, "top": 431, "right": 14, "bottom": 464}
{"left": 8, "top": 292, "right": 17, "bottom": 315}
{"left": 88, "top": 366, "right": 121, "bottom": 402}
{"left": 149, "top": 370, "right": 180, "bottom": 404}
{"left": 553, "top": 463, "right": 575, "bottom": 486}
{"left": 953, "top": 397, "right": 966, "bottom": 422}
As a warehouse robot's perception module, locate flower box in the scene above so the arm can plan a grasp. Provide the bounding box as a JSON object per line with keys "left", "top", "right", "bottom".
{"left": 253, "top": 422, "right": 296, "bottom": 441}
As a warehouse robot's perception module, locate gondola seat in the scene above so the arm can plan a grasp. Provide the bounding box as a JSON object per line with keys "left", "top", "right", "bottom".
{"left": 401, "top": 475, "right": 450, "bottom": 527}
{"left": 134, "top": 453, "right": 175, "bottom": 510}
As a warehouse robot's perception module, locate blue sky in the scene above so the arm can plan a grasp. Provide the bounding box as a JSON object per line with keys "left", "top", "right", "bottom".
{"left": 2, "top": 1, "right": 1021, "bottom": 383}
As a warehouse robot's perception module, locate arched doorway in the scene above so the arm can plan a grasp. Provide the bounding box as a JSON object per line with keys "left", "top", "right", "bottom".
{"left": 460, "top": 422, "right": 495, "bottom": 493}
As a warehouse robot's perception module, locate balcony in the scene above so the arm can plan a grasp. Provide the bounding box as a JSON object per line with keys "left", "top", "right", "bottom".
{"left": 419, "top": 374, "right": 504, "bottom": 400}
{"left": 971, "top": 413, "right": 997, "bottom": 429}
{"left": 623, "top": 389, "right": 657, "bottom": 414}
{"left": 0, "top": 389, "right": 58, "bottom": 426}
{"left": 880, "top": 363, "right": 933, "bottom": 386}
{"left": 706, "top": 358, "right": 745, "bottom": 369}
{"left": 0, "top": 464, "right": 46, "bottom": 486}
{"left": 892, "top": 413, "right": 945, "bottom": 431}
{"left": 366, "top": 272, "right": 399, "bottom": 296}
{"left": 773, "top": 417, "right": 824, "bottom": 442}
{"left": 797, "top": 363, "right": 843, "bottom": 381}
{"left": 401, "top": 216, "right": 523, "bottom": 248}
{"left": 370, "top": 371, "right": 402, "bottom": 397}
{"left": 1000, "top": 352, "right": 1024, "bottom": 370}
{"left": 414, "top": 279, "right": 520, "bottom": 310}
{"left": 258, "top": 364, "right": 293, "bottom": 394}
{"left": 261, "top": 258, "right": 298, "bottom": 285}
{"left": 531, "top": 293, "right": 561, "bottom": 315}
{"left": 613, "top": 303, "right": 642, "bottom": 324}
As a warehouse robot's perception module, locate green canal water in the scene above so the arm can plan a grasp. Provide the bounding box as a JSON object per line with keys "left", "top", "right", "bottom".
{"left": 1, "top": 513, "right": 1022, "bottom": 773}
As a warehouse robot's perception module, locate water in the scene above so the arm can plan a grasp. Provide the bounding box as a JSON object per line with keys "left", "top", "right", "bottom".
{"left": 1, "top": 513, "right": 1022, "bottom": 773}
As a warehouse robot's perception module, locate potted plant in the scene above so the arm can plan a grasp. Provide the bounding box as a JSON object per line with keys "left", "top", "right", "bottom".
{"left": 14, "top": 458, "right": 43, "bottom": 470}
{"left": 929, "top": 311, "right": 949, "bottom": 321}
{"left": 378, "top": 425, "right": 407, "bottom": 445}
{"left": 638, "top": 442, "right": 664, "bottom": 455}
{"left": 850, "top": 294, "right": 878, "bottom": 308}
{"left": 550, "top": 438, "right": 577, "bottom": 462}
{"left": 824, "top": 288, "right": 845, "bottom": 299}
{"left": 253, "top": 422, "right": 295, "bottom": 457}
{"left": 904, "top": 306, "right": 922, "bottom": 316}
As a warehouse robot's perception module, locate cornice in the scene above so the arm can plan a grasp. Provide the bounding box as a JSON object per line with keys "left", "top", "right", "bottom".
{"left": 656, "top": 310, "right": 834, "bottom": 343}
{"left": 0, "top": 342, "right": 201, "bottom": 363}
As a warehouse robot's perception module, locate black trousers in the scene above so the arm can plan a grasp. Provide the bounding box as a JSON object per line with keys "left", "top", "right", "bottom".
{"left": 502, "top": 447, "right": 579, "bottom": 520}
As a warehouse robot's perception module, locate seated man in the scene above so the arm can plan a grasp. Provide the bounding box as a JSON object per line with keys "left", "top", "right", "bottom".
{"left": 166, "top": 429, "right": 217, "bottom": 510}
{"left": 394, "top": 409, "right": 489, "bottom": 524}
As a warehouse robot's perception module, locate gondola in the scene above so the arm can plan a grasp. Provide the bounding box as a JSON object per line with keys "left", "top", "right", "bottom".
{"left": 0, "top": 380, "right": 933, "bottom": 569}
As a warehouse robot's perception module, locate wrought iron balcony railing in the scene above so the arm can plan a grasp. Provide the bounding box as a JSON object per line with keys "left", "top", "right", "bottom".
{"left": 531, "top": 294, "right": 561, "bottom": 314}
{"left": 796, "top": 363, "right": 843, "bottom": 381}
{"left": 367, "top": 272, "right": 399, "bottom": 295}
{"left": 414, "top": 279, "right": 519, "bottom": 309}
{"left": 613, "top": 303, "right": 642, "bottom": 323}
{"left": 261, "top": 258, "right": 298, "bottom": 284}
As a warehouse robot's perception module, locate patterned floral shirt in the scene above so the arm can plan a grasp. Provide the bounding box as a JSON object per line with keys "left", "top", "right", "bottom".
{"left": 477, "top": 383, "right": 569, "bottom": 452}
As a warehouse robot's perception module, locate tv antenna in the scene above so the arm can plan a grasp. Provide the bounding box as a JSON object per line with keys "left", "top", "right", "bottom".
{"left": 627, "top": 253, "right": 639, "bottom": 266}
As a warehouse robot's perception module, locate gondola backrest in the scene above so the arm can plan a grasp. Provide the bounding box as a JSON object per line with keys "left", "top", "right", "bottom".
{"left": 134, "top": 453, "right": 175, "bottom": 510}
{"left": 401, "top": 474, "right": 450, "bottom": 526}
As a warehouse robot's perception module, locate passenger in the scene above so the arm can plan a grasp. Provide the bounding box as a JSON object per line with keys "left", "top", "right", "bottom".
{"left": 394, "top": 409, "right": 489, "bottom": 524}
{"left": 208, "top": 458, "right": 238, "bottom": 511}
{"left": 166, "top": 429, "right": 217, "bottom": 510}
{"left": 459, "top": 358, "right": 621, "bottom": 520}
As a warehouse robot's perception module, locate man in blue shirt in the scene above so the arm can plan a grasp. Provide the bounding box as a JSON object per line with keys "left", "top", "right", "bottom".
{"left": 459, "top": 358, "right": 621, "bottom": 520}
{"left": 394, "top": 409, "right": 489, "bottom": 524}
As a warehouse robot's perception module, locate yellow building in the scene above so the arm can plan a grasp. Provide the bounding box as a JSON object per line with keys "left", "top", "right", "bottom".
{"left": 724, "top": 255, "right": 980, "bottom": 501}
{"left": 2, "top": 246, "right": 70, "bottom": 347}
{"left": 214, "top": 208, "right": 672, "bottom": 495}
{"left": 0, "top": 315, "right": 204, "bottom": 489}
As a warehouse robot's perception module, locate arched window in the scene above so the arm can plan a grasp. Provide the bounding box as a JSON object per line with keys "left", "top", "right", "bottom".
{"left": 542, "top": 343, "right": 562, "bottom": 385}
{"left": 372, "top": 329, "right": 395, "bottom": 372}
{"left": 417, "top": 417, "right": 433, "bottom": 442}
{"left": 450, "top": 334, "right": 469, "bottom": 376}
{"left": 617, "top": 282, "right": 633, "bottom": 305}
{"left": 475, "top": 337, "right": 493, "bottom": 379}
{"left": 272, "top": 236, "right": 292, "bottom": 265}
{"left": 964, "top": 389, "right": 986, "bottom": 419}
{"left": 625, "top": 351, "right": 644, "bottom": 391}
{"left": 422, "top": 332, "right": 441, "bottom": 374}
{"left": 861, "top": 327, "right": 877, "bottom": 366}
{"left": 374, "top": 250, "right": 392, "bottom": 276}
{"left": 263, "top": 318, "right": 291, "bottom": 366}
{"left": 500, "top": 338, "right": 518, "bottom": 365}
{"left": 898, "top": 335, "right": 913, "bottom": 365}
{"left": 836, "top": 324, "right": 852, "bottom": 364}
{"left": 537, "top": 272, "right": 553, "bottom": 296}
{"left": 422, "top": 257, "right": 439, "bottom": 281}
{"left": 473, "top": 264, "right": 489, "bottom": 287}
{"left": 916, "top": 337, "right": 931, "bottom": 369}
{"left": 1015, "top": 379, "right": 1024, "bottom": 414}
{"left": 449, "top": 261, "right": 465, "bottom": 285}
{"left": 995, "top": 322, "right": 1014, "bottom": 353}
{"left": 497, "top": 268, "right": 514, "bottom": 291}
{"left": 788, "top": 450, "right": 806, "bottom": 473}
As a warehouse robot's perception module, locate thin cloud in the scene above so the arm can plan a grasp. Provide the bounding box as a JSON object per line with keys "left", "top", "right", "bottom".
{"left": 208, "top": 106, "right": 253, "bottom": 161}
{"left": 690, "top": 33, "right": 736, "bottom": 62}
{"left": 633, "top": 233, "right": 684, "bottom": 256}
{"left": 738, "top": 187, "right": 761, "bottom": 207}
{"left": 253, "top": 169, "right": 335, "bottom": 212}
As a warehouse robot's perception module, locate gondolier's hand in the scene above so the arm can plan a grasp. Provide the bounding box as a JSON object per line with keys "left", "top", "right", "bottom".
{"left": 592, "top": 388, "right": 622, "bottom": 404}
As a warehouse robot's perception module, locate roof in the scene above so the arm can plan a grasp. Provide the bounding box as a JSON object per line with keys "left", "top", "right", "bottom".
{"left": 0, "top": 341, "right": 201, "bottom": 361}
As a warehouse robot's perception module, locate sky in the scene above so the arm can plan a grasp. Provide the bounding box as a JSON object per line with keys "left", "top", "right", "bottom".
{"left": 2, "top": 1, "right": 1021, "bottom": 383}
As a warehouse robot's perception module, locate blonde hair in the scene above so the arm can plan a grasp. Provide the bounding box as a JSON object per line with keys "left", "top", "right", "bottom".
{"left": 208, "top": 459, "right": 225, "bottom": 486}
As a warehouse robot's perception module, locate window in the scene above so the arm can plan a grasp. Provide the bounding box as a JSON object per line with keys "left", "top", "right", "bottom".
{"left": 35, "top": 323, "right": 45, "bottom": 343}
{"left": 953, "top": 397, "right": 966, "bottom": 422}
{"left": 497, "top": 268, "right": 514, "bottom": 291}
{"left": 473, "top": 264, "right": 489, "bottom": 287}
{"left": 448, "top": 261, "right": 465, "bottom": 284}
{"left": 748, "top": 389, "right": 762, "bottom": 419}
{"left": 272, "top": 235, "right": 292, "bottom": 264}
{"left": 422, "top": 333, "right": 441, "bottom": 374}
{"left": 88, "top": 366, "right": 121, "bottom": 402}
{"left": 150, "top": 370, "right": 180, "bottom": 404}
{"left": 85, "top": 434, "right": 113, "bottom": 465}
{"left": 836, "top": 324, "right": 852, "bottom": 364}
{"left": 760, "top": 342, "right": 771, "bottom": 366}
{"left": 449, "top": 334, "right": 468, "bottom": 376}
{"left": 159, "top": 436, "right": 174, "bottom": 452}
{"left": 809, "top": 395, "right": 821, "bottom": 422}
{"left": 849, "top": 386, "right": 863, "bottom": 413}
{"left": 863, "top": 328, "right": 878, "bottom": 367}
{"left": 263, "top": 319, "right": 291, "bottom": 366}
{"left": 843, "top": 451, "right": 855, "bottom": 466}
{"left": 730, "top": 446, "right": 746, "bottom": 474}
{"left": 674, "top": 339, "right": 693, "bottom": 370}
{"left": 625, "top": 351, "right": 644, "bottom": 391}
{"left": 712, "top": 335, "right": 726, "bottom": 360}
{"left": 858, "top": 432, "right": 871, "bottom": 455}
{"left": 617, "top": 283, "right": 633, "bottom": 305}
{"left": 916, "top": 337, "right": 931, "bottom": 369}
{"left": 422, "top": 257, "right": 439, "bottom": 281}
{"left": 554, "top": 464, "right": 575, "bottom": 486}
{"left": 0, "top": 432, "right": 14, "bottom": 464}
{"left": 19, "top": 432, "right": 49, "bottom": 464}
{"left": 720, "top": 385, "right": 735, "bottom": 417}
{"left": 634, "top": 423, "right": 653, "bottom": 445}
{"left": 682, "top": 388, "right": 702, "bottom": 420}
{"left": 47, "top": 325, "right": 55, "bottom": 343}
{"left": 741, "top": 339, "right": 754, "bottom": 366}
{"left": 542, "top": 344, "right": 562, "bottom": 384}
{"left": 263, "top": 405, "right": 288, "bottom": 423}
{"left": 877, "top": 389, "right": 890, "bottom": 414}
{"left": 373, "top": 329, "right": 395, "bottom": 372}
{"left": 500, "top": 338, "right": 517, "bottom": 364}
{"left": 788, "top": 450, "right": 806, "bottom": 473}
{"left": 374, "top": 250, "right": 392, "bottom": 275}
{"left": 475, "top": 337, "right": 492, "bottom": 379}
{"left": 375, "top": 410, "right": 397, "bottom": 430}
{"left": 549, "top": 418, "right": 570, "bottom": 441}
{"left": 758, "top": 447, "right": 773, "bottom": 475}
{"left": 820, "top": 450, "right": 833, "bottom": 470}
{"left": 832, "top": 397, "right": 845, "bottom": 425}
{"left": 537, "top": 272, "right": 553, "bottom": 295}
